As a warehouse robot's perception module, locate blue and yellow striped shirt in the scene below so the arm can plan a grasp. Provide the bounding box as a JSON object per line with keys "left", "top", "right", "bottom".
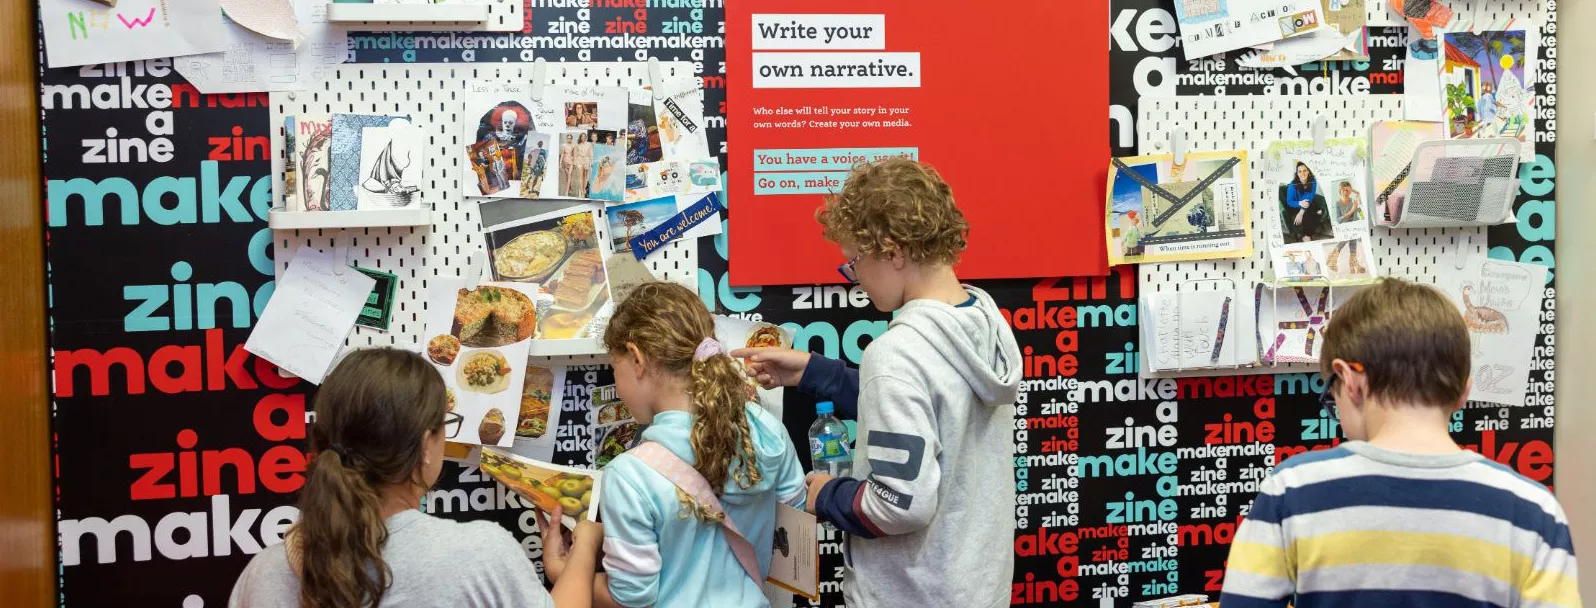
{"left": 1220, "top": 442, "right": 1581, "bottom": 608}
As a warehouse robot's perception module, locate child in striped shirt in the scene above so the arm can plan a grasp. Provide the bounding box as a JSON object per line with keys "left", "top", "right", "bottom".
{"left": 1220, "top": 278, "right": 1581, "bottom": 608}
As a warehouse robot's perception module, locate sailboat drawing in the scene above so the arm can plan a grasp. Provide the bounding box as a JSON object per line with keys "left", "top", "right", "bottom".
{"left": 361, "top": 137, "right": 420, "bottom": 208}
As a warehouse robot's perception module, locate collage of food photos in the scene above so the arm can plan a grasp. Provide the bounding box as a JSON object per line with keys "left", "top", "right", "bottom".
{"left": 1265, "top": 138, "right": 1379, "bottom": 285}
{"left": 479, "top": 448, "right": 602, "bottom": 529}
{"left": 423, "top": 278, "right": 539, "bottom": 448}
{"left": 1105, "top": 150, "right": 1252, "bottom": 266}
{"left": 591, "top": 383, "right": 642, "bottom": 468}
{"left": 482, "top": 203, "right": 612, "bottom": 341}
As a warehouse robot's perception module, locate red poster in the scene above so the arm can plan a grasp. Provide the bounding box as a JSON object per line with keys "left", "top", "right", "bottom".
{"left": 727, "top": 1, "right": 1110, "bottom": 286}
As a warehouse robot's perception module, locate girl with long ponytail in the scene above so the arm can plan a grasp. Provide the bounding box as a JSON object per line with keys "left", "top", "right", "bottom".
{"left": 229, "top": 347, "right": 603, "bottom": 608}
{"left": 567, "top": 282, "right": 804, "bottom": 608}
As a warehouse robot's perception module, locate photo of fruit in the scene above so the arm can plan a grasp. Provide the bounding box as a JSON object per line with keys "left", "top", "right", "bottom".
{"left": 479, "top": 448, "right": 601, "bottom": 528}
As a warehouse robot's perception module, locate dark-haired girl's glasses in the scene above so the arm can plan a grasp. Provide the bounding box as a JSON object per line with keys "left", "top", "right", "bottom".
{"left": 444, "top": 412, "right": 463, "bottom": 439}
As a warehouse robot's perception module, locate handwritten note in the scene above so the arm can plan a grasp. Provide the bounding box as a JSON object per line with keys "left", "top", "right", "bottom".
{"left": 1445, "top": 257, "right": 1548, "bottom": 406}
{"left": 42, "top": 0, "right": 227, "bottom": 69}
{"left": 244, "top": 247, "right": 375, "bottom": 384}
{"left": 174, "top": 0, "right": 350, "bottom": 94}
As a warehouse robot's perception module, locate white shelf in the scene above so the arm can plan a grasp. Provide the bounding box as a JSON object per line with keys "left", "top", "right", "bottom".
{"left": 268, "top": 208, "right": 433, "bottom": 230}
{"left": 528, "top": 338, "right": 605, "bottom": 358}
{"left": 326, "top": 3, "right": 491, "bottom": 25}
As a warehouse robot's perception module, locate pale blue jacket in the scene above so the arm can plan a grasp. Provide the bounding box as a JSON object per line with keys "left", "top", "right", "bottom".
{"left": 599, "top": 405, "right": 806, "bottom": 608}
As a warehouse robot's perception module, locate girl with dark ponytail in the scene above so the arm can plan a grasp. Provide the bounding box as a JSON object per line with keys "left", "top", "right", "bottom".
{"left": 564, "top": 282, "right": 804, "bottom": 608}
{"left": 229, "top": 347, "right": 602, "bottom": 607}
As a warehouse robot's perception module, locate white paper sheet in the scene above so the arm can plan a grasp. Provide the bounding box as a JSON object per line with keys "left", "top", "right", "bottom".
{"left": 356, "top": 124, "right": 424, "bottom": 210}
{"left": 1444, "top": 257, "right": 1548, "bottom": 407}
{"left": 42, "top": 0, "right": 227, "bottom": 69}
{"left": 1143, "top": 287, "right": 1258, "bottom": 372}
{"left": 1173, "top": 0, "right": 1326, "bottom": 60}
{"left": 173, "top": 0, "right": 349, "bottom": 93}
{"left": 219, "top": 0, "right": 301, "bottom": 41}
{"left": 1404, "top": 40, "right": 1445, "bottom": 122}
{"left": 244, "top": 246, "right": 375, "bottom": 384}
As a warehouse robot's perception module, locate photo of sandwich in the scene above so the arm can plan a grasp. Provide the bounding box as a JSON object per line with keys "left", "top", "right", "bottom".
{"left": 747, "top": 326, "right": 784, "bottom": 349}
{"left": 518, "top": 367, "right": 555, "bottom": 438}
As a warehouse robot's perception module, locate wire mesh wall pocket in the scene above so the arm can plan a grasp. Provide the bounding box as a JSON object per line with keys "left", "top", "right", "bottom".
{"left": 269, "top": 61, "right": 703, "bottom": 365}
{"left": 1137, "top": 95, "right": 1488, "bottom": 378}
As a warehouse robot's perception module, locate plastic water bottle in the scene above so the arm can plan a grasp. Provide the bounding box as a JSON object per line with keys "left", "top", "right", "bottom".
{"left": 809, "top": 401, "right": 852, "bottom": 477}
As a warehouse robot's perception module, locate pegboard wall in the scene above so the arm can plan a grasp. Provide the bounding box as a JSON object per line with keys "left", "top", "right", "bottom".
{"left": 1137, "top": 95, "right": 1489, "bottom": 377}
{"left": 1365, "top": 0, "right": 1545, "bottom": 28}
{"left": 268, "top": 61, "right": 702, "bottom": 365}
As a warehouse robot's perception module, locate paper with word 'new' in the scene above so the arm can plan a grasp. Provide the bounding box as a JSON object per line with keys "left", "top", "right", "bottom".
{"left": 42, "top": 0, "right": 227, "bottom": 69}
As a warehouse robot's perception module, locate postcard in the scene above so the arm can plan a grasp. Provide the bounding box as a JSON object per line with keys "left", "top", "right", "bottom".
{"left": 330, "top": 114, "right": 410, "bottom": 210}
{"left": 1105, "top": 150, "right": 1252, "bottom": 266}
{"left": 244, "top": 247, "right": 375, "bottom": 384}
{"left": 482, "top": 204, "right": 611, "bottom": 341}
{"left": 422, "top": 279, "right": 540, "bottom": 447}
{"left": 1440, "top": 28, "right": 1538, "bottom": 161}
{"left": 1443, "top": 256, "right": 1548, "bottom": 407}
{"left": 1173, "top": 0, "right": 1326, "bottom": 60}
{"left": 356, "top": 124, "right": 423, "bottom": 210}
{"left": 480, "top": 448, "right": 601, "bottom": 529}
{"left": 1369, "top": 121, "right": 1446, "bottom": 226}
{"left": 604, "top": 195, "right": 722, "bottom": 257}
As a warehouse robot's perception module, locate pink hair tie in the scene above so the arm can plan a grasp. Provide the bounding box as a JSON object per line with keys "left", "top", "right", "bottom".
{"left": 694, "top": 338, "right": 724, "bottom": 361}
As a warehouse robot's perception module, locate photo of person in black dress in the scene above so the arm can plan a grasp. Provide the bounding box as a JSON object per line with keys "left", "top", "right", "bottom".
{"left": 1278, "top": 161, "right": 1334, "bottom": 242}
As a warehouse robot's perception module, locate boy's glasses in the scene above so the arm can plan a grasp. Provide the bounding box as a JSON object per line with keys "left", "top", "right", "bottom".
{"left": 444, "top": 412, "right": 463, "bottom": 439}
{"left": 838, "top": 255, "right": 862, "bottom": 284}
{"left": 1320, "top": 362, "right": 1364, "bottom": 418}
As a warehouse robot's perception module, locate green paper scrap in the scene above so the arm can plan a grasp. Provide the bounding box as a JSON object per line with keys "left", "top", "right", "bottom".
{"left": 353, "top": 266, "right": 398, "bottom": 331}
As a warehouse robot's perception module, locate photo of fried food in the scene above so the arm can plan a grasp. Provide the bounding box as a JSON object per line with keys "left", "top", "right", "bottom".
{"left": 746, "top": 325, "right": 784, "bottom": 349}
{"left": 427, "top": 334, "right": 461, "bottom": 365}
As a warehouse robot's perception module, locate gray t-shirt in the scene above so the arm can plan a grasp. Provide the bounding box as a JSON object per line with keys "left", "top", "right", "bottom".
{"left": 228, "top": 510, "right": 551, "bottom": 608}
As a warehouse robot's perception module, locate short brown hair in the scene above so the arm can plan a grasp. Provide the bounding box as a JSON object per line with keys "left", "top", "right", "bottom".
{"left": 1321, "top": 278, "right": 1470, "bottom": 407}
{"left": 816, "top": 158, "right": 969, "bottom": 265}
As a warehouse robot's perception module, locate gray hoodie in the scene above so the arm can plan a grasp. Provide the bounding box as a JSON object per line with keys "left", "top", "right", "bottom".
{"left": 838, "top": 286, "right": 1022, "bottom": 608}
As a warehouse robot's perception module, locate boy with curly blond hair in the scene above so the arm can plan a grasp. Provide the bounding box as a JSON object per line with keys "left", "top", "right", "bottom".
{"left": 733, "top": 158, "right": 1023, "bottom": 608}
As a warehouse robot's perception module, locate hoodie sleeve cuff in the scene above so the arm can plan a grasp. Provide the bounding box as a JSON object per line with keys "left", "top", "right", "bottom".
{"left": 815, "top": 477, "right": 885, "bottom": 539}
{"left": 798, "top": 355, "right": 859, "bottom": 419}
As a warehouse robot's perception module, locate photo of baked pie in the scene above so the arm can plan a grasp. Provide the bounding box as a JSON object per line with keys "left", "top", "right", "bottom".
{"left": 452, "top": 286, "right": 536, "bottom": 347}
{"left": 494, "top": 230, "right": 568, "bottom": 282}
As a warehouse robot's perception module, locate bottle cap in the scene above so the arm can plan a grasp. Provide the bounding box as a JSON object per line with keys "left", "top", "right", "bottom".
{"left": 816, "top": 401, "right": 834, "bottom": 415}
